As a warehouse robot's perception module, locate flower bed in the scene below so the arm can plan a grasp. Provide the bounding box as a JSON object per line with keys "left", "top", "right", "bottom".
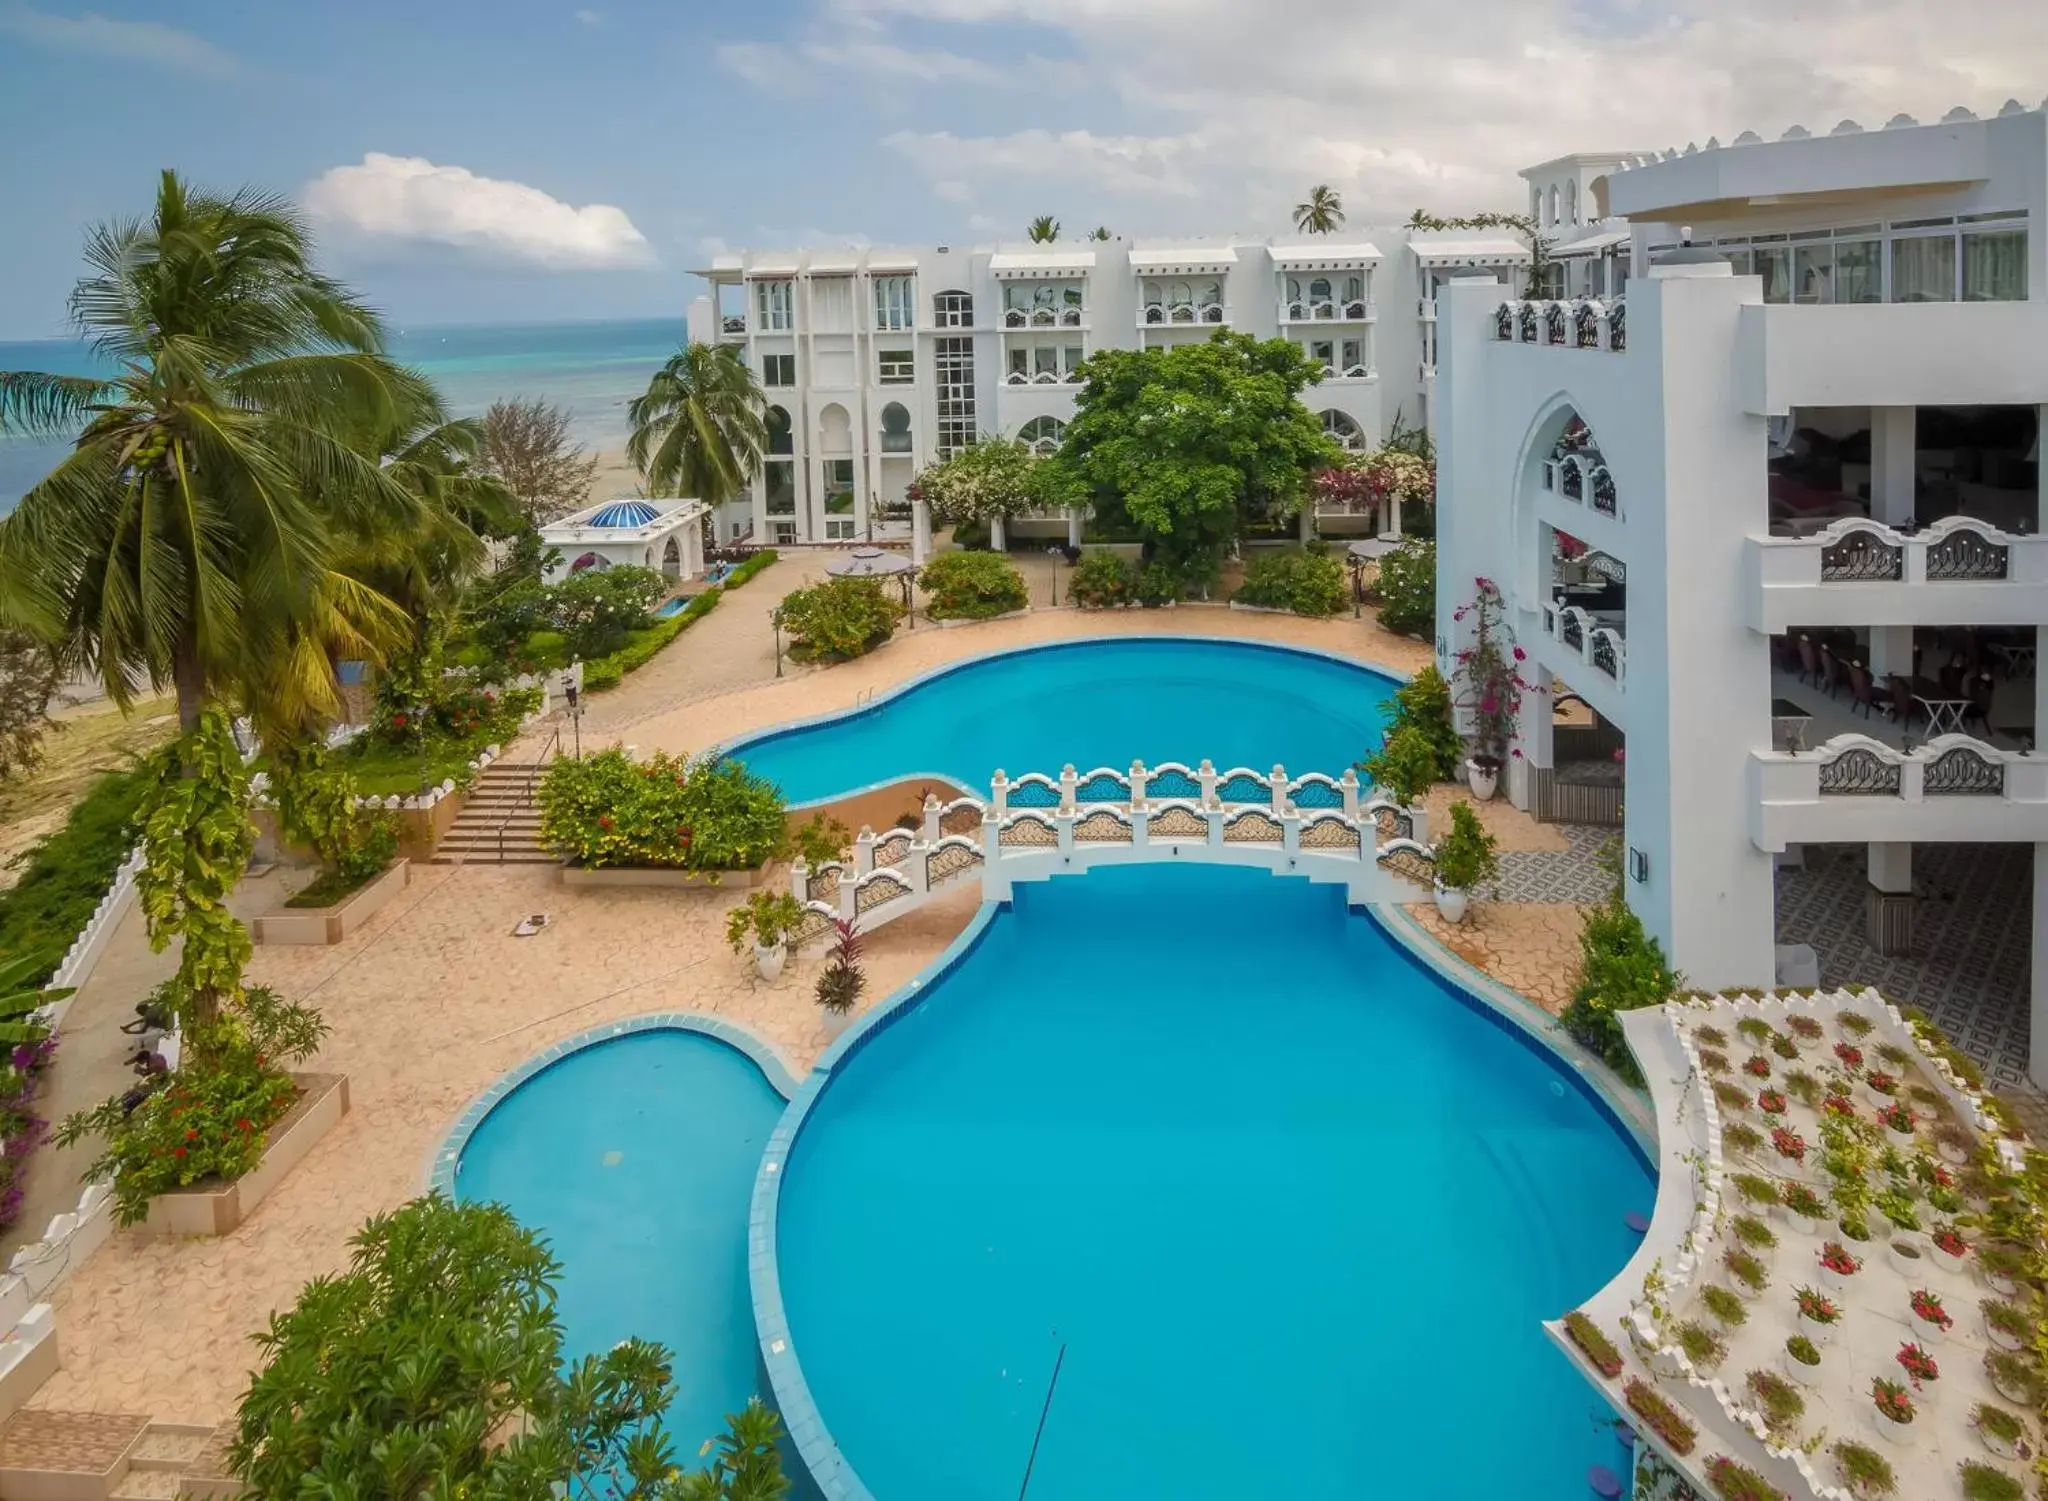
{"left": 0, "top": 1037, "right": 58, "bottom": 1231}
{"left": 537, "top": 749, "right": 786, "bottom": 872}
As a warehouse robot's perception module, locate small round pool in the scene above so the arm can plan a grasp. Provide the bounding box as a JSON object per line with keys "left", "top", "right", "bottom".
{"left": 765, "top": 864, "right": 1651, "bottom": 1500}
{"left": 451, "top": 1028, "right": 787, "bottom": 1457}
{"left": 723, "top": 637, "right": 1399, "bottom": 804}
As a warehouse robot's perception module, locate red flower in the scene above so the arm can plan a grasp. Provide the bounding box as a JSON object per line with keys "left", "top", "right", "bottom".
{"left": 237, "top": 1118, "right": 253, "bottom": 1132}
{"left": 1512, "top": 646, "right": 1526, "bottom": 661}
{"left": 598, "top": 815, "right": 615, "bottom": 831}
{"left": 1771, "top": 1126, "right": 1806, "bottom": 1162}
{"left": 1895, "top": 1342, "right": 1939, "bottom": 1386}
{"left": 1834, "top": 1042, "right": 1863, "bottom": 1069}
{"left": 173, "top": 1147, "right": 187, "bottom": 1158}
{"left": 1818, "top": 1242, "right": 1861, "bottom": 1276}
{"left": 184, "top": 1128, "right": 198, "bottom": 1141}
{"left": 1823, "top": 1094, "right": 1855, "bottom": 1117}
{"left": 1866, "top": 1070, "right": 1898, "bottom": 1095}
{"left": 1743, "top": 1055, "right": 1771, "bottom": 1078}
{"left": 1933, "top": 1228, "right": 1967, "bottom": 1257}
{"left": 1757, "top": 1089, "right": 1786, "bottom": 1114}
{"left": 392, "top": 712, "right": 409, "bottom": 729}
{"left": 1909, "top": 1290, "right": 1952, "bottom": 1330}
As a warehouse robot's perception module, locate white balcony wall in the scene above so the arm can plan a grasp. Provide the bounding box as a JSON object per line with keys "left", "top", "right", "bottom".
{"left": 1750, "top": 738, "right": 2048, "bottom": 848}
{"left": 1738, "top": 301, "right": 2048, "bottom": 415}
{"left": 1746, "top": 520, "right": 2048, "bottom": 631}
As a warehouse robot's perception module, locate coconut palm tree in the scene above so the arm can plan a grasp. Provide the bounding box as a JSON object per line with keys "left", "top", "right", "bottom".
{"left": 626, "top": 342, "right": 766, "bottom": 510}
{"left": 1087, "top": 226, "right": 1112, "bottom": 242}
{"left": 0, "top": 171, "right": 431, "bottom": 735}
{"left": 1293, "top": 186, "right": 1345, "bottom": 236}
{"left": 1027, "top": 215, "right": 1060, "bottom": 244}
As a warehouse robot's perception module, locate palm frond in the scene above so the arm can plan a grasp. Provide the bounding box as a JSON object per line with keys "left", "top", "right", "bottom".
{"left": 0, "top": 371, "right": 118, "bottom": 437}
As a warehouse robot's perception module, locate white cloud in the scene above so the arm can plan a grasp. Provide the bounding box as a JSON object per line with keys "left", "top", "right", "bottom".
{"left": 714, "top": 41, "right": 793, "bottom": 92}
{"left": 303, "top": 154, "right": 654, "bottom": 270}
{"left": 718, "top": 34, "right": 999, "bottom": 89}
{"left": 0, "top": 7, "right": 231, "bottom": 74}
{"left": 573, "top": 8, "right": 602, "bottom": 22}
{"left": 793, "top": 0, "right": 2048, "bottom": 228}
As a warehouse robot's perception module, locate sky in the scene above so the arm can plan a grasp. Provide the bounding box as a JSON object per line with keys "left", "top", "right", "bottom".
{"left": 2, "top": 0, "right": 2046, "bottom": 338}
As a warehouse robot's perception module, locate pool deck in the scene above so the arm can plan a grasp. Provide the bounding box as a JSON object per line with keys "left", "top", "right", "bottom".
{"left": 21, "top": 588, "right": 1597, "bottom": 1430}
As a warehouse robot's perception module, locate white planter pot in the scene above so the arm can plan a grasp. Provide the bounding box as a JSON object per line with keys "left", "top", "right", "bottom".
{"left": 1986, "top": 1316, "right": 2025, "bottom": 1353}
{"left": 1784, "top": 1349, "right": 1823, "bottom": 1388}
{"left": 1434, "top": 883, "right": 1470, "bottom": 924}
{"left": 1872, "top": 1408, "right": 1914, "bottom": 1446}
{"left": 754, "top": 942, "right": 787, "bottom": 982}
{"left": 1931, "top": 1245, "right": 1968, "bottom": 1277}
{"left": 1987, "top": 1269, "right": 2019, "bottom": 1298}
{"left": 1866, "top": 1084, "right": 1903, "bottom": 1113}
{"left": 1464, "top": 760, "right": 1499, "bottom": 800}
{"left": 1978, "top": 1425, "right": 2027, "bottom": 1461}
{"left": 1937, "top": 1139, "right": 1972, "bottom": 1166}
{"left": 1791, "top": 1028, "right": 1824, "bottom": 1054}
{"left": 1887, "top": 1240, "right": 1927, "bottom": 1277}
{"left": 1817, "top": 1264, "right": 1857, "bottom": 1293}
{"left": 821, "top": 1005, "right": 855, "bottom": 1040}
{"left": 1787, "top": 1211, "right": 1821, "bottom": 1239}
{"left": 1994, "top": 1371, "right": 2035, "bottom": 1406}
{"left": 1798, "top": 1314, "right": 1837, "bottom": 1348}
{"left": 1911, "top": 1312, "right": 1950, "bottom": 1344}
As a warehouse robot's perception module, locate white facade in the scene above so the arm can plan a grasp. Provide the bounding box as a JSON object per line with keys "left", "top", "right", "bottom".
{"left": 538, "top": 498, "right": 709, "bottom": 584}
{"left": 1437, "top": 104, "right": 2048, "bottom": 1080}
{"left": 689, "top": 232, "right": 1537, "bottom": 553}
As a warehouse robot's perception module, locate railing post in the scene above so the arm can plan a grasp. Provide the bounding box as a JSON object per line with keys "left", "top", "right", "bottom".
{"left": 838, "top": 873, "right": 858, "bottom": 922}
{"left": 1055, "top": 811, "right": 1076, "bottom": 855}
{"left": 991, "top": 770, "right": 1009, "bottom": 818}
{"left": 789, "top": 857, "right": 810, "bottom": 903}
{"left": 1129, "top": 759, "right": 1148, "bottom": 808}
{"left": 980, "top": 811, "right": 1007, "bottom": 902}
{"left": 1270, "top": 764, "right": 1289, "bottom": 817}
{"left": 1206, "top": 805, "right": 1226, "bottom": 848}
{"left": 1905, "top": 538, "right": 1929, "bottom": 586}
{"left": 1059, "top": 764, "right": 1078, "bottom": 814}
{"left": 1341, "top": 768, "right": 1361, "bottom": 820}
{"left": 921, "top": 795, "right": 942, "bottom": 843}
{"left": 853, "top": 827, "right": 876, "bottom": 877}
{"left": 908, "top": 841, "right": 930, "bottom": 897}
{"left": 1409, "top": 804, "right": 1430, "bottom": 847}
{"left": 1198, "top": 758, "right": 1218, "bottom": 805}
{"left": 1901, "top": 757, "right": 1926, "bottom": 804}
{"left": 1282, "top": 810, "right": 1301, "bottom": 855}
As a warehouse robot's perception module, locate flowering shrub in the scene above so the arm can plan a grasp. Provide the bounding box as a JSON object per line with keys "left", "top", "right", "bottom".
{"left": 1796, "top": 1286, "right": 1841, "bottom": 1324}
{"left": 777, "top": 577, "right": 903, "bottom": 661}
{"left": 1871, "top": 1377, "right": 1914, "bottom": 1423}
{"left": 538, "top": 750, "right": 787, "bottom": 871}
{"left": 1066, "top": 551, "right": 1138, "bottom": 608}
{"left": 919, "top": 550, "right": 1029, "bottom": 621}
{"left": 1624, "top": 1378, "right": 1697, "bottom": 1455}
{"left": 1360, "top": 446, "right": 1435, "bottom": 508}
{"left": 1771, "top": 1126, "right": 1807, "bottom": 1162}
{"left": 910, "top": 438, "right": 1050, "bottom": 525}
{"left": 1835, "top": 1042, "right": 1864, "bottom": 1070}
{"left": 1562, "top": 1310, "right": 1623, "bottom": 1377}
{"left": 1449, "top": 578, "right": 1529, "bottom": 770}
{"left": 1374, "top": 537, "right": 1435, "bottom": 638}
{"left": 1782, "top": 1183, "right": 1828, "bottom": 1219}
{"left": 1895, "top": 1342, "right": 1939, "bottom": 1387}
{"left": 0, "top": 1028, "right": 57, "bottom": 1231}
{"left": 1909, "top": 1290, "right": 1952, "bottom": 1331}
{"left": 1819, "top": 1242, "right": 1862, "bottom": 1276}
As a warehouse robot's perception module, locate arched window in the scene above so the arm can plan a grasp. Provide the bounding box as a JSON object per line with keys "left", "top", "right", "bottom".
{"left": 880, "top": 401, "right": 912, "bottom": 453}
{"left": 1308, "top": 276, "right": 1332, "bottom": 305}
{"left": 569, "top": 551, "right": 610, "bottom": 574}
{"left": 1342, "top": 275, "right": 1364, "bottom": 304}
{"left": 1548, "top": 185, "right": 1559, "bottom": 228}
{"left": 1566, "top": 181, "right": 1579, "bottom": 225}
{"left": 1320, "top": 410, "right": 1365, "bottom": 452}
{"left": 1018, "top": 416, "right": 1066, "bottom": 456}
{"left": 766, "top": 406, "right": 793, "bottom": 457}
{"left": 661, "top": 537, "right": 682, "bottom": 577}
{"left": 818, "top": 403, "right": 852, "bottom": 455}
{"left": 1285, "top": 277, "right": 1302, "bottom": 302}
{"left": 934, "top": 289, "right": 974, "bottom": 327}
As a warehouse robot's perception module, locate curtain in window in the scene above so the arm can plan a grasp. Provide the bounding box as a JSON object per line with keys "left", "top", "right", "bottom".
{"left": 1962, "top": 230, "right": 2028, "bottom": 301}
{"left": 1792, "top": 244, "right": 1834, "bottom": 304}
{"left": 1754, "top": 248, "right": 1791, "bottom": 303}
{"left": 1890, "top": 236, "right": 1955, "bottom": 302}
{"left": 1834, "top": 240, "right": 1882, "bottom": 304}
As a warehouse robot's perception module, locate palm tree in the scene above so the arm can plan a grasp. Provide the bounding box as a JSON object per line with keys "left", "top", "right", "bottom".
{"left": 626, "top": 342, "right": 766, "bottom": 508}
{"left": 0, "top": 954, "right": 70, "bottom": 1045}
{"left": 1087, "top": 226, "right": 1112, "bottom": 242}
{"left": 0, "top": 171, "right": 431, "bottom": 735}
{"left": 1293, "top": 186, "right": 1345, "bottom": 236}
{"left": 1027, "top": 216, "right": 1060, "bottom": 244}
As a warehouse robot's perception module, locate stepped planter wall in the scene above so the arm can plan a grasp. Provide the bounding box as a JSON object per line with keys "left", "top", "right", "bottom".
{"left": 558, "top": 863, "right": 772, "bottom": 889}
{"left": 142, "top": 1073, "right": 350, "bottom": 1238}
{"left": 250, "top": 861, "right": 410, "bottom": 946}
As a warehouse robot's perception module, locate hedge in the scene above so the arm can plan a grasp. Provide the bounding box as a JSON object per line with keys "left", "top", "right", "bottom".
{"left": 722, "top": 550, "right": 779, "bottom": 588}
{"left": 1232, "top": 548, "right": 1346, "bottom": 616}
{"left": 582, "top": 587, "right": 723, "bottom": 692}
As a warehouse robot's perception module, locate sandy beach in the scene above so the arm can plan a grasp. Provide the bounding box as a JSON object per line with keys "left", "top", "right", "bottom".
{"left": 585, "top": 448, "right": 642, "bottom": 504}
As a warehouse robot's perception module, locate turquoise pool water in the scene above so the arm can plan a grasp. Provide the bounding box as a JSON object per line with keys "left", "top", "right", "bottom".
{"left": 771, "top": 864, "right": 1651, "bottom": 1500}
{"left": 452, "top": 1030, "right": 785, "bottom": 1457}
{"left": 723, "top": 637, "right": 1399, "bottom": 805}
{"left": 654, "top": 595, "right": 690, "bottom": 618}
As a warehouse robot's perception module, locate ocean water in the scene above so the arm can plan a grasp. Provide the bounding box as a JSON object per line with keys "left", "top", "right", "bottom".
{"left": 723, "top": 637, "right": 1401, "bottom": 805}
{"left": 453, "top": 1028, "right": 786, "bottom": 1460}
{"left": 0, "top": 317, "right": 684, "bottom": 514}
{"left": 772, "top": 864, "right": 1653, "bottom": 1500}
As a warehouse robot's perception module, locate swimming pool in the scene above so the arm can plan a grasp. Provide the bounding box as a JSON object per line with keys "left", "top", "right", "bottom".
{"left": 450, "top": 1026, "right": 788, "bottom": 1458}
{"left": 723, "top": 637, "right": 1400, "bottom": 805}
{"left": 765, "top": 864, "right": 1651, "bottom": 1500}
{"left": 654, "top": 594, "right": 690, "bottom": 618}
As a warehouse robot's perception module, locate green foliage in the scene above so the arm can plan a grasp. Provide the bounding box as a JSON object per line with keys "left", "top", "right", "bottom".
{"left": 726, "top": 891, "right": 806, "bottom": 954}
{"left": 1382, "top": 666, "right": 1462, "bottom": 779}
{"left": 1375, "top": 537, "right": 1436, "bottom": 638}
{"left": 721, "top": 549, "right": 779, "bottom": 587}
{"left": 1360, "top": 725, "right": 1440, "bottom": 806}
{"left": 777, "top": 578, "right": 902, "bottom": 661}
{"left": 0, "top": 954, "right": 67, "bottom": 1048}
{"left": 1958, "top": 1462, "right": 2023, "bottom": 1501}
{"left": 815, "top": 919, "right": 866, "bottom": 1015}
{"left": 339, "top": 684, "right": 539, "bottom": 798}
{"left": 0, "top": 765, "right": 148, "bottom": 987}
{"left": 672, "top": 1400, "right": 791, "bottom": 1501}
{"left": 1830, "top": 1442, "right": 1895, "bottom": 1496}
{"left": 0, "top": 629, "right": 58, "bottom": 783}
{"left": 919, "top": 550, "right": 1029, "bottom": 620}
{"left": 1066, "top": 550, "right": 1138, "bottom": 608}
{"left": 792, "top": 813, "right": 851, "bottom": 868}
{"left": 1431, "top": 801, "right": 1499, "bottom": 891}
{"left": 539, "top": 750, "right": 787, "bottom": 871}
{"left": 231, "top": 1195, "right": 711, "bottom": 1498}
{"left": 628, "top": 341, "right": 767, "bottom": 507}
{"left": 1056, "top": 332, "right": 1340, "bottom": 578}
{"left": 1136, "top": 563, "right": 1183, "bottom": 607}
{"left": 1232, "top": 547, "right": 1346, "bottom": 616}
{"left": 580, "top": 588, "right": 722, "bottom": 692}
{"left": 912, "top": 440, "right": 1060, "bottom": 526}
{"left": 270, "top": 744, "right": 398, "bottom": 890}
{"left": 1560, "top": 876, "right": 1681, "bottom": 1087}
{"left": 135, "top": 712, "right": 255, "bottom": 1046}
{"left": 56, "top": 983, "right": 325, "bottom": 1225}
{"left": 548, "top": 565, "right": 668, "bottom": 661}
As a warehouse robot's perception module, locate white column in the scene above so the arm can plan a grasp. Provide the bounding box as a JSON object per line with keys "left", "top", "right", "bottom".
{"left": 990, "top": 513, "right": 1008, "bottom": 550}
{"left": 1298, "top": 504, "right": 1314, "bottom": 543}
{"left": 1510, "top": 669, "right": 1554, "bottom": 813}
{"left": 1871, "top": 406, "right": 1916, "bottom": 527}
{"left": 2032, "top": 843, "right": 2048, "bottom": 1089}
{"left": 1066, "top": 509, "right": 1083, "bottom": 548}
{"left": 1867, "top": 842, "right": 1913, "bottom": 955}
{"left": 912, "top": 497, "right": 933, "bottom": 563}
{"left": 1869, "top": 625, "right": 1914, "bottom": 682}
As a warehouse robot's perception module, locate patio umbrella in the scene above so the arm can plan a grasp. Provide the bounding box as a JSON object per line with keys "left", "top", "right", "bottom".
{"left": 826, "top": 546, "right": 919, "bottom": 620}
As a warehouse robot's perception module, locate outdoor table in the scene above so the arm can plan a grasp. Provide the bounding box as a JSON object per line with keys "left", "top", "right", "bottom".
{"left": 1990, "top": 641, "right": 2036, "bottom": 677}
{"left": 1909, "top": 684, "right": 1971, "bottom": 735}
{"left": 1770, "top": 698, "right": 1813, "bottom": 752}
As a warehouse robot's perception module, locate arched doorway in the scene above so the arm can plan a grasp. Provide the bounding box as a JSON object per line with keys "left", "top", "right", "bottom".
{"left": 661, "top": 537, "right": 682, "bottom": 577}
{"left": 1320, "top": 410, "right": 1366, "bottom": 453}
{"left": 570, "top": 551, "right": 610, "bottom": 575}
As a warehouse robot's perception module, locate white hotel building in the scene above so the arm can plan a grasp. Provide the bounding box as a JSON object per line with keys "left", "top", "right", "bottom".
{"left": 1436, "top": 103, "right": 2048, "bottom": 1083}
{"left": 685, "top": 227, "right": 1565, "bottom": 552}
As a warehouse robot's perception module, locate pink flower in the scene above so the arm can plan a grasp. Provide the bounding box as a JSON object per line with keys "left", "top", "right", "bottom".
{"left": 1480, "top": 696, "right": 1498, "bottom": 714}
{"left": 1512, "top": 646, "right": 1526, "bottom": 661}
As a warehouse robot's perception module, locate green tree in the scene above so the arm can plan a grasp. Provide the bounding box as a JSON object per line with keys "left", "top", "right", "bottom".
{"left": 0, "top": 954, "right": 69, "bottom": 1047}
{"left": 1026, "top": 215, "right": 1060, "bottom": 243}
{"left": 479, "top": 397, "right": 600, "bottom": 526}
{"left": 1053, "top": 333, "right": 1339, "bottom": 580}
{"left": 910, "top": 439, "right": 1056, "bottom": 527}
{"left": 1087, "top": 226, "right": 1112, "bottom": 242}
{"left": 1293, "top": 185, "right": 1345, "bottom": 236}
{"left": 232, "top": 1195, "right": 698, "bottom": 1499}
{"left": 627, "top": 342, "right": 766, "bottom": 508}
{"left": 1560, "top": 856, "right": 1680, "bottom": 1086}
{"left": 0, "top": 629, "right": 59, "bottom": 783}
{"left": 674, "top": 1401, "right": 791, "bottom": 1501}
{"left": 0, "top": 170, "right": 434, "bottom": 735}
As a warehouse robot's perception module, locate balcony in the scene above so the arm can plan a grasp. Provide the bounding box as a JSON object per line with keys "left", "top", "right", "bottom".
{"left": 1540, "top": 452, "right": 1621, "bottom": 520}
{"left": 718, "top": 315, "right": 747, "bottom": 341}
{"left": 1003, "top": 369, "right": 1085, "bottom": 387}
{"left": 1494, "top": 297, "right": 1625, "bottom": 353}
{"left": 1139, "top": 302, "right": 1229, "bottom": 327}
{"left": 1311, "top": 362, "right": 1374, "bottom": 382}
{"left": 1745, "top": 517, "right": 2048, "bottom": 632}
{"left": 1278, "top": 299, "right": 1374, "bottom": 324}
{"left": 1540, "top": 601, "right": 1627, "bottom": 686}
{"left": 1749, "top": 732, "right": 2048, "bottom": 849}
{"left": 1003, "top": 306, "right": 1085, "bottom": 329}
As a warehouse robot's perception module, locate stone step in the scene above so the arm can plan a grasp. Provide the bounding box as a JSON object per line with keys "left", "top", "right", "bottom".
{"left": 429, "top": 853, "right": 560, "bottom": 866}
{"left": 108, "top": 1470, "right": 184, "bottom": 1501}
{"left": 130, "top": 1427, "right": 211, "bottom": 1467}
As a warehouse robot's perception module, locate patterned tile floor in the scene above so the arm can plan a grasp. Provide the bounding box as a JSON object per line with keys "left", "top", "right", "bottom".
{"left": 1776, "top": 841, "right": 2036, "bottom": 1089}
{"left": 1499, "top": 823, "right": 1616, "bottom": 905}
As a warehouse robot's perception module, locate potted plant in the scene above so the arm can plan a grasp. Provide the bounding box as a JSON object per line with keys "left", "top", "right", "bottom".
{"left": 1930, "top": 1225, "right": 1968, "bottom": 1270}
{"left": 1783, "top": 1333, "right": 1823, "bottom": 1389}
{"left": 1737, "top": 1017, "right": 1773, "bottom": 1047}
{"left": 1673, "top": 1319, "right": 1727, "bottom": 1373}
{"left": 1695, "top": 1025, "right": 1728, "bottom": 1047}
{"left": 1701, "top": 1284, "right": 1748, "bottom": 1329}
{"left": 1781, "top": 1183, "right": 1828, "bottom": 1236}
{"left": 1730, "top": 1214, "right": 1778, "bottom": 1257}
{"left": 1744, "top": 1054, "right": 1772, "bottom": 1081}
{"left": 1839, "top": 1012, "right": 1875, "bottom": 1039}
{"left": 1359, "top": 723, "right": 1440, "bottom": 811}
{"left": 1835, "top": 1041, "right": 1866, "bottom": 1073}
{"left": 1770, "top": 1126, "right": 1806, "bottom": 1164}
{"left": 1698, "top": 1047, "right": 1731, "bottom": 1075}
{"left": 1895, "top": 1341, "right": 1939, "bottom": 1392}
{"left": 1958, "top": 1462, "right": 2025, "bottom": 1501}
{"left": 725, "top": 890, "right": 806, "bottom": 980}
{"left": 1795, "top": 1285, "right": 1841, "bottom": 1345}
{"left": 1730, "top": 1173, "right": 1777, "bottom": 1209}
{"left": 1986, "top": 1350, "right": 2039, "bottom": 1407}
{"left": 1716, "top": 1082, "right": 1756, "bottom": 1114}
{"left": 1745, "top": 1368, "right": 1805, "bottom": 1438}
{"left": 814, "top": 918, "right": 866, "bottom": 1039}
{"left": 1723, "top": 1122, "right": 1765, "bottom": 1160}
{"left": 1725, "top": 1247, "right": 1769, "bottom": 1301}
{"left": 1870, "top": 1377, "right": 1914, "bottom": 1443}
{"left": 1933, "top": 1122, "right": 1975, "bottom": 1167}
{"left": 1756, "top": 1086, "right": 1787, "bottom": 1115}
{"left": 1786, "top": 1014, "right": 1824, "bottom": 1050}
{"left": 1886, "top": 1236, "right": 1924, "bottom": 1277}
{"left": 1430, "top": 801, "right": 1499, "bottom": 924}
{"left": 1562, "top": 1310, "right": 1624, "bottom": 1378}
{"left": 1704, "top": 1456, "right": 1782, "bottom": 1501}
{"left": 1876, "top": 1101, "right": 1915, "bottom": 1137}
{"left": 1908, "top": 1290, "right": 1952, "bottom": 1343}
{"left": 1817, "top": 1242, "right": 1862, "bottom": 1290}
{"left": 1783, "top": 1070, "right": 1822, "bottom": 1108}
{"left": 1979, "top": 1242, "right": 2026, "bottom": 1297}
{"left": 1981, "top": 1299, "right": 2028, "bottom": 1353}
{"left": 1972, "top": 1404, "right": 2032, "bottom": 1461}
{"left": 1448, "top": 578, "right": 1528, "bottom": 799}
{"left": 1624, "top": 1378, "right": 1697, "bottom": 1456}
{"left": 1830, "top": 1441, "right": 1896, "bottom": 1499}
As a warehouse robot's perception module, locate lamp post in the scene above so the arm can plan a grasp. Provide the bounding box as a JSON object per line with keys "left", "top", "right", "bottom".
{"left": 772, "top": 606, "right": 786, "bottom": 679}
{"left": 564, "top": 680, "right": 583, "bottom": 759}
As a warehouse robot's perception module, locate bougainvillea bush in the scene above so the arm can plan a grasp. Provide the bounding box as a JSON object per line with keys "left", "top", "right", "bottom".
{"left": 538, "top": 749, "right": 787, "bottom": 871}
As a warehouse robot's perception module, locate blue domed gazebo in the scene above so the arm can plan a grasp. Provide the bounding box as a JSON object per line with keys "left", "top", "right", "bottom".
{"left": 539, "top": 497, "right": 711, "bottom": 585}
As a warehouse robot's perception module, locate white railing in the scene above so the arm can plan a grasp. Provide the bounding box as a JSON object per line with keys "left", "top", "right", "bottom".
{"left": 1002, "top": 307, "right": 1085, "bottom": 328}
{"left": 1540, "top": 452, "right": 1620, "bottom": 519}
{"left": 1750, "top": 514, "right": 2048, "bottom": 588}
{"left": 1139, "top": 303, "right": 1229, "bottom": 327}
{"left": 1003, "top": 370, "right": 1084, "bottom": 386}
{"left": 788, "top": 761, "right": 1435, "bottom": 943}
{"left": 1280, "top": 299, "right": 1375, "bottom": 323}
{"left": 1749, "top": 732, "right": 2048, "bottom": 847}
{"left": 1494, "top": 297, "right": 1625, "bottom": 352}
{"left": 1541, "top": 603, "right": 1627, "bottom": 686}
